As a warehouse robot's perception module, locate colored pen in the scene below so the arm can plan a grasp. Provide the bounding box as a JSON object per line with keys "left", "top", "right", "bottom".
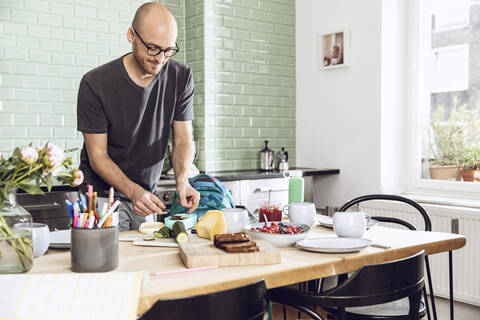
{"left": 97, "top": 200, "right": 121, "bottom": 228}
{"left": 108, "top": 187, "right": 114, "bottom": 209}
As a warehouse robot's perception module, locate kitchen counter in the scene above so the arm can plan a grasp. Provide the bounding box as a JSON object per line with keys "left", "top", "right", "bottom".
{"left": 160, "top": 167, "right": 340, "bottom": 181}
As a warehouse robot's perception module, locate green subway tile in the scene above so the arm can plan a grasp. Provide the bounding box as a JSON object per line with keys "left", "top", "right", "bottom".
{"left": 223, "top": 61, "right": 243, "bottom": 72}
{"left": 224, "top": 39, "right": 242, "bottom": 50}
{"left": 224, "top": 127, "right": 242, "bottom": 137}
{"left": 224, "top": 84, "right": 242, "bottom": 94}
{"left": 225, "top": 149, "right": 245, "bottom": 160}
{"left": 233, "top": 29, "right": 249, "bottom": 40}
{"left": 243, "top": 106, "right": 260, "bottom": 116}
{"left": 216, "top": 160, "right": 233, "bottom": 171}
{"left": 242, "top": 0, "right": 258, "bottom": 9}
{"left": 243, "top": 128, "right": 259, "bottom": 137}
{"left": 224, "top": 106, "right": 243, "bottom": 116}
{"left": 216, "top": 116, "right": 234, "bottom": 127}
{"left": 207, "top": 127, "right": 224, "bottom": 137}
{"left": 233, "top": 95, "right": 250, "bottom": 105}
{"left": 250, "top": 33, "right": 268, "bottom": 43}
{"left": 252, "top": 118, "right": 268, "bottom": 127}
{"left": 215, "top": 94, "right": 233, "bottom": 105}
{"left": 233, "top": 160, "right": 251, "bottom": 170}
{"left": 216, "top": 138, "right": 233, "bottom": 149}
{"left": 258, "top": 1, "right": 275, "bottom": 11}
{"left": 13, "top": 114, "right": 38, "bottom": 126}
{"left": 233, "top": 7, "right": 250, "bottom": 18}
{"left": 243, "top": 85, "right": 259, "bottom": 95}
{"left": 233, "top": 138, "right": 250, "bottom": 148}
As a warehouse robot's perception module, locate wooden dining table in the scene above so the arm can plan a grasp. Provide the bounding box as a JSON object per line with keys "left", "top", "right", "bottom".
{"left": 32, "top": 224, "right": 466, "bottom": 316}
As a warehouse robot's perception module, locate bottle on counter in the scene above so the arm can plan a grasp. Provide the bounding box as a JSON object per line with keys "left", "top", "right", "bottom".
{"left": 283, "top": 171, "right": 304, "bottom": 204}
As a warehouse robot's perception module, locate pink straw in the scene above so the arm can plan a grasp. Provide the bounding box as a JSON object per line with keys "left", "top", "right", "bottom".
{"left": 152, "top": 265, "right": 218, "bottom": 276}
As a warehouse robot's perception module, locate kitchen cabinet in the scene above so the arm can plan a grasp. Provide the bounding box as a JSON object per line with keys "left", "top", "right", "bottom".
{"left": 223, "top": 178, "right": 289, "bottom": 214}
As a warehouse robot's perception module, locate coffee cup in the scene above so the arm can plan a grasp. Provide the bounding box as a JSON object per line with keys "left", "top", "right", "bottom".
{"left": 333, "top": 211, "right": 366, "bottom": 238}
{"left": 15, "top": 222, "right": 50, "bottom": 258}
{"left": 222, "top": 208, "right": 249, "bottom": 233}
{"left": 283, "top": 202, "right": 316, "bottom": 226}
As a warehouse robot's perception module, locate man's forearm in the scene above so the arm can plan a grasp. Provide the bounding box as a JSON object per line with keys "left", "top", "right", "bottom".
{"left": 89, "top": 154, "right": 142, "bottom": 199}
{"left": 171, "top": 140, "right": 194, "bottom": 184}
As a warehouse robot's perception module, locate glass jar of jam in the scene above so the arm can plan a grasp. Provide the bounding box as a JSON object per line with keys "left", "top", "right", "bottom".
{"left": 258, "top": 203, "right": 283, "bottom": 222}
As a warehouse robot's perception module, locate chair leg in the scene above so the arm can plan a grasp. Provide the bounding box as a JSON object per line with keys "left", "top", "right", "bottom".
{"left": 423, "top": 286, "right": 431, "bottom": 320}
{"left": 282, "top": 304, "right": 286, "bottom": 320}
{"left": 425, "top": 256, "right": 438, "bottom": 320}
{"left": 449, "top": 251, "right": 454, "bottom": 320}
{"left": 408, "top": 290, "right": 423, "bottom": 320}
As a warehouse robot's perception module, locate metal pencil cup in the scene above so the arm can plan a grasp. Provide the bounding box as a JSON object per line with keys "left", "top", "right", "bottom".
{"left": 71, "top": 226, "right": 119, "bottom": 272}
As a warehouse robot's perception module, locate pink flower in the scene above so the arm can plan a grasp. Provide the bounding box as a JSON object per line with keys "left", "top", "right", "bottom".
{"left": 44, "top": 143, "right": 65, "bottom": 168}
{"left": 72, "top": 169, "right": 84, "bottom": 187}
{"left": 20, "top": 147, "right": 38, "bottom": 165}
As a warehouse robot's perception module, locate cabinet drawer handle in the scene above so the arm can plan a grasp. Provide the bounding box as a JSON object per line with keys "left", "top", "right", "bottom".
{"left": 254, "top": 188, "right": 288, "bottom": 193}
{"left": 22, "top": 202, "right": 61, "bottom": 211}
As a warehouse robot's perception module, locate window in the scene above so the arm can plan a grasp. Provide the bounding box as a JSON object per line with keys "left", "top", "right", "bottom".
{"left": 408, "top": 0, "right": 480, "bottom": 196}
{"left": 431, "top": 45, "right": 469, "bottom": 93}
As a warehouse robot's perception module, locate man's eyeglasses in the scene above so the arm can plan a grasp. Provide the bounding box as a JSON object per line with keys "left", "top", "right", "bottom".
{"left": 132, "top": 27, "right": 179, "bottom": 57}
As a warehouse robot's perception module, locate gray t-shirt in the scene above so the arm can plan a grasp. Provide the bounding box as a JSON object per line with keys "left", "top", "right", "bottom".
{"left": 77, "top": 54, "right": 194, "bottom": 194}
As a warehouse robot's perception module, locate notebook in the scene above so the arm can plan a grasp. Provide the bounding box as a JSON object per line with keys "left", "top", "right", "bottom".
{"left": 0, "top": 271, "right": 146, "bottom": 320}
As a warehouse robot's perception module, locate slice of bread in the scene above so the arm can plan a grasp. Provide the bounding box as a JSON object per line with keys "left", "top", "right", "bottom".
{"left": 218, "top": 241, "right": 259, "bottom": 253}
{"left": 214, "top": 232, "right": 250, "bottom": 246}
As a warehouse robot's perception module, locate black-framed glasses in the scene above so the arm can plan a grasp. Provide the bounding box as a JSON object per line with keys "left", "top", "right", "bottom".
{"left": 132, "top": 27, "right": 179, "bottom": 57}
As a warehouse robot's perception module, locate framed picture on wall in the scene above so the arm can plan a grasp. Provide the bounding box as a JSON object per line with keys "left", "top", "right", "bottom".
{"left": 318, "top": 30, "right": 350, "bottom": 70}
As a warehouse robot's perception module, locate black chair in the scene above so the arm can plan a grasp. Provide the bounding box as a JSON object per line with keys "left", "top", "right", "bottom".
{"left": 138, "top": 279, "right": 269, "bottom": 320}
{"left": 337, "top": 194, "right": 436, "bottom": 320}
{"left": 268, "top": 251, "right": 425, "bottom": 320}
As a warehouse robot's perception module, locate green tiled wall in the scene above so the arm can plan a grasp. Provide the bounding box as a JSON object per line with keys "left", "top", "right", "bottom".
{"left": 201, "top": 0, "right": 296, "bottom": 171}
{"left": 0, "top": 0, "right": 296, "bottom": 173}
{"left": 0, "top": 0, "right": 186, "bottom": 163}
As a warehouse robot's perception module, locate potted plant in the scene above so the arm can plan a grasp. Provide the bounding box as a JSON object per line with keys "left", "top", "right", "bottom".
{"left": 429, "top": 104, "right": 464, "bottom": 180}
{"left": 459, "top": 144, "right": 480, "bottom": 182}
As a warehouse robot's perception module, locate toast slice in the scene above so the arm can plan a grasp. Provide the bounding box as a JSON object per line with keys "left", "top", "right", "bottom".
{"left": 214, "top": 232, "right": 250, "bottom": 246}
{"left": 218, "top": 241, "right": 259, "bottom": 253}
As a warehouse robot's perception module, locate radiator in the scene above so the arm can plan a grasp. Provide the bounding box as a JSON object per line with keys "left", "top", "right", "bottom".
{"left": 358, "top": 200, "right": 480, "bottom": 306}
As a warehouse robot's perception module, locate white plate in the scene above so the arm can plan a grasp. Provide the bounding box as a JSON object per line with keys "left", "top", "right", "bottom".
{"left": 49, "top": 229, "right": 71, "bottom": 249}
{"left": 317, "top": 216, "right": 378, "bottom": 229}
{"left": 296, "top": 237, "right": 372, "bottom": 253}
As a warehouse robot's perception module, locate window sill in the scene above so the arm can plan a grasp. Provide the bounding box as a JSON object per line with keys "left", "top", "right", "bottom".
{"left": 401, "top": 192, "right": 480, "bottom": 209}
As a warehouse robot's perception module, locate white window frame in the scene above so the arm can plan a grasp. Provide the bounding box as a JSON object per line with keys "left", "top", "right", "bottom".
{"left": 405, "top": 0, "right": 480, "bottom": 199}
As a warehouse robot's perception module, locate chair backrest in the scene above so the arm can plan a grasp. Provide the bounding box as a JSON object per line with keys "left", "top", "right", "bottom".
{"left": 338, "top": 194, "right": 432, "bottom": 231}
{"left": 321, "top": 250, "right": 425, "bottom": 308}
{"left": 139, "top": 279, "right": 268, "bottom": 320}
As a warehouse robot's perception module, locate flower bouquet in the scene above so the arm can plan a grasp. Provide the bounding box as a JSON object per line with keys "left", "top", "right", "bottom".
{"left": 0, "top": 142, "right": 83, "bottom": 273}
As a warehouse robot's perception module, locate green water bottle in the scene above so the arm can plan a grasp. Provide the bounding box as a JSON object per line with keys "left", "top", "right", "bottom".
{"left": 284, "top": 171, "right": 304, "bottom": 204}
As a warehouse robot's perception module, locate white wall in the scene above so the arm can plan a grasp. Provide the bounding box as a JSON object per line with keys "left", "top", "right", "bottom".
{"left": 296, "top": 0, "right": 384, "bottom": 207}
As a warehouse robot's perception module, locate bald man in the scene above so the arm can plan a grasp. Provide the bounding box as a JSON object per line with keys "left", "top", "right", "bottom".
{"left": 77, "top": 3, "right": 200, "bottom": 230}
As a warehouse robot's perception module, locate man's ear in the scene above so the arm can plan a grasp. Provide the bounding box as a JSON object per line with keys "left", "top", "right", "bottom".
{"left": 127, "top": 27, "right": 134, "bottom": 44}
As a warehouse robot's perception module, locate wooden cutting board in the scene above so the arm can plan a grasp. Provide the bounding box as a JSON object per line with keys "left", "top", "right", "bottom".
{"left": 178, "top": 236, "right": 281, "bottom": 268}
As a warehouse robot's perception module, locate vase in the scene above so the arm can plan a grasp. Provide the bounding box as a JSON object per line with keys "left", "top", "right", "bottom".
{"left": 0, "top": 188, "right": 34, "bottom": 273}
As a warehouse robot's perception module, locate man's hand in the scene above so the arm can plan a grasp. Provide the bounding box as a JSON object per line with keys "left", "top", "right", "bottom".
{"left": 130, "top": 185, "right": 166, "bottom": 216}
{"left": 177, "top": 181, "right": 200, "bottom": 214}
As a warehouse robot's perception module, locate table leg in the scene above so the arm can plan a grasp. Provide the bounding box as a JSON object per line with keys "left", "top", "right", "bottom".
{"left": 449, "top": 250, "right": 454, "bottom": 320}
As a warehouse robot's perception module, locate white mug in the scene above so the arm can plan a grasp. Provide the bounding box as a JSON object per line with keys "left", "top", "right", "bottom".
{"left": 15, "top": 222, "right": 51, "bottom": 258}
{"left": 222, "top": 208, "right": 249, "bottom": 233}
{"left": 333, "top": 211, "right": 366, "bottom": 238}
{"left": 283, "top": 202, "right": 316, "bottom": 226}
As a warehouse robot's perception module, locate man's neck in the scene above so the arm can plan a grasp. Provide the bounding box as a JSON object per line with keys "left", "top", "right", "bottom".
{"left": 123, "top": 54, "right": 155, "bottom": 88}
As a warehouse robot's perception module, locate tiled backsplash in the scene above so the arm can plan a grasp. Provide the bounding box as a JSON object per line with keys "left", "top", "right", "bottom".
{"left": 0, "top": 0, "right": 186, "bottom": 163}
{"left": 201, "top": 0, "right": 296, "bottom": 171}
{"left": 0, "top": 0, "right": 296, "bottom": 172}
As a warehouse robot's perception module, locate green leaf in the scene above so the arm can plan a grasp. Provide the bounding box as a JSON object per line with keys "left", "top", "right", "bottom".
{"left": 17, "top": 183, "right": 45, "bottom": 195}
{"left": 45, "top": 174, "right": 53, "bottom": 192}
